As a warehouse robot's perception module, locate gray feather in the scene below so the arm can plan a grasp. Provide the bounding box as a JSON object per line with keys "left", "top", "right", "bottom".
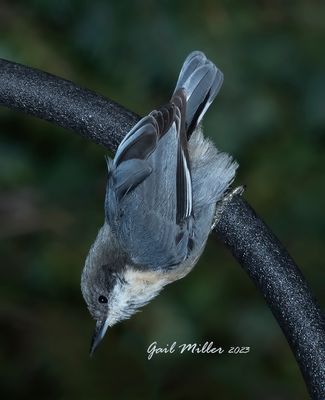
{"left": 173, "top": 51, "right": 224, "bottom": 134}
{"left": 105, "top": 51, "right": 235, "bottom": 271}
{"left": 106, "top": 121, "right": 192, "bottom": 269}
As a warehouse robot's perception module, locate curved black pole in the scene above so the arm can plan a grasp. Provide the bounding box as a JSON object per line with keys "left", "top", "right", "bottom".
{"left": 216, "top": 196, "right": 325, "bottom": 399}
{"left": 0, "top": 58, "right": 324, "bottom": 399}
{"left": 0, "top": 58, "right": 139, "bottom": 151}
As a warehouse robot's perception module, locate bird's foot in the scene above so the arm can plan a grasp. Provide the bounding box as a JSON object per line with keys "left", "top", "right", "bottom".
{"left": 211, "top": 185, "right": 245, "bottom": 231}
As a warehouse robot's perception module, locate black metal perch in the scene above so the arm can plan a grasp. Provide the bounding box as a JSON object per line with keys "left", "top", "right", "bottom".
{"left": 0, "top": 58, "right": 324, "bottom": 399}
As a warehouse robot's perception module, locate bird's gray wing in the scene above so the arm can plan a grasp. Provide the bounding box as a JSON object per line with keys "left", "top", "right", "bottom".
{"left": 108, "top": 116, "right": 158, "bottom": 201}
{"left": 105, "top": 51, "right": 224, "bottom": 269}
{"left": 106, "top": 97, "right": 193, "bottom": 269}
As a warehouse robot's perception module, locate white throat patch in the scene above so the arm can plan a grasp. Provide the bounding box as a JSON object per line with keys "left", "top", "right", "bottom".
{"left": 106, "top": 267, "right": 169, "bottom": 326}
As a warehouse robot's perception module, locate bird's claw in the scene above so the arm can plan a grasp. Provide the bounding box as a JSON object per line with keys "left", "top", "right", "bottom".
{"left": 211, "top": 185, "right": 245, "bottom": 231}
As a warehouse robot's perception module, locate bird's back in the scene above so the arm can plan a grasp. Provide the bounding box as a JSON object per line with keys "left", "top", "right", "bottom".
{"left": 105, "top": 51, "right": 227, "bottom": 270}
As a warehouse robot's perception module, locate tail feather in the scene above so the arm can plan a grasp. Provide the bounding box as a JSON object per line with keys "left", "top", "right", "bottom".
{"left": 173, "top": 51, "right": 223, "bottom": 136}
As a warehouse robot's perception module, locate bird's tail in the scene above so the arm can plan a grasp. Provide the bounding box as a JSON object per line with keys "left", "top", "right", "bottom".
{"left": 172, "top": 51, "right": 223, "bottom": 136}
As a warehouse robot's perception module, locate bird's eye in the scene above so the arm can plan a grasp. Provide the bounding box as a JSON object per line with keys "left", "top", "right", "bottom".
{"left": 98, "top": 295, "right": 108, "bottom": 304}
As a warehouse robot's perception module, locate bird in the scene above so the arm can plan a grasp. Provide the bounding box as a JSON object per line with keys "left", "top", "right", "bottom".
{"left": 81, "top": 51, "right": 238, "bottom": 355}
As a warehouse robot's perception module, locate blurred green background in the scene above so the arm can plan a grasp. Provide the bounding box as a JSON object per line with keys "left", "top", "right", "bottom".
{"left": 0, "top": 1, "right": 324, "bottom": 399}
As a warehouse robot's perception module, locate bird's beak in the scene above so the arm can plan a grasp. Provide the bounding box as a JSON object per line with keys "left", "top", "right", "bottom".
{"left": 89, "top": 318, "right": 109, "bottom": 356}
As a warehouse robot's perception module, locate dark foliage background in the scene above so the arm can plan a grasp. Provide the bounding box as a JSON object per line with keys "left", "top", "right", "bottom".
{"left": 0, "top": 1, "right": 324, "bottom": 399}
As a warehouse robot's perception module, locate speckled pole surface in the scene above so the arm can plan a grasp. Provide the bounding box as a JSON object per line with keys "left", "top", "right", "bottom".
{"left": 1, "top": 58, "right": 324, "bottom": 399}
{"left": 215, "top": 196, "right": 325, "bottom": 399}
{"left": 0, "top": 58, "right": 140, "bottom": 151}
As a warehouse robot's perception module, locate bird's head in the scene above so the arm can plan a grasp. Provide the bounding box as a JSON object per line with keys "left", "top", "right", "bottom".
{"left": 81, "top": 223, "right": 167, "bottom": 355}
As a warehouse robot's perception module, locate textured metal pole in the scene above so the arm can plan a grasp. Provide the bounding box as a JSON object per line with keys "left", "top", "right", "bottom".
{"left": 215, "top": 196, "right": 325, "bottom": 399}
{"left": 1, "top": 58, "right": 324, "bottom": 399}
{"left": 0, "top": 58, "right": 140, "bottom": 151}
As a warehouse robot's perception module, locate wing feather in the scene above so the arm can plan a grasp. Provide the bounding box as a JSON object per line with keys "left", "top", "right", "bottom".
{"left": 106, "top": 97, "right": 193, "bottom": 269}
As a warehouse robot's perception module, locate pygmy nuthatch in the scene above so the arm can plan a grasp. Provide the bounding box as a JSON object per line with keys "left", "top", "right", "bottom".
{"left": 81, "top": 51, "right": 238, "bottom": 355}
